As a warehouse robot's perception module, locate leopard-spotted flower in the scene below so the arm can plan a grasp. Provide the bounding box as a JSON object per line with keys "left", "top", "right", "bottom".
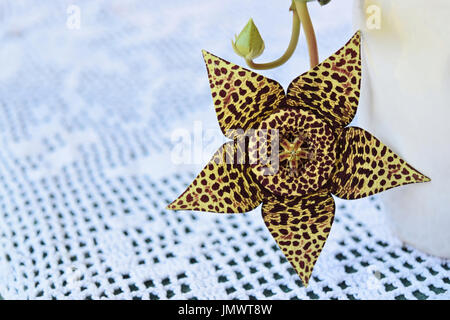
{"left": 167, "top": 31, "right": 430, "bottom": 286}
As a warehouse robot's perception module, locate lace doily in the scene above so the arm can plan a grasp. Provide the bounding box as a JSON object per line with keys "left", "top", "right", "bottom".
{"left": 0, "top": 0, "right": 448, "bottom": 300}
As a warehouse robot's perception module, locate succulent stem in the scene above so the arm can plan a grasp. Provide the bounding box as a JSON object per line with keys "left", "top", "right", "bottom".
{"left": 294, "top": 0, "right": 319, "bottom": 68}
{"left": 245, "top": 4, "right": 301, "bottom": 70}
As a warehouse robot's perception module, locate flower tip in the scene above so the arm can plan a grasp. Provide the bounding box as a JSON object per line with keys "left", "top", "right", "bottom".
{"left": 201, "top": 49, "right": 210, "bottom": 60}
{"left": 301, "top": 275, "right": 311, "bottom": 288}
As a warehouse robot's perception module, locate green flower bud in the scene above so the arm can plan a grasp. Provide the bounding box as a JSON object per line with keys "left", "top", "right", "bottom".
{"left": 232, "top": 18, "right": 265, "bottom": 60}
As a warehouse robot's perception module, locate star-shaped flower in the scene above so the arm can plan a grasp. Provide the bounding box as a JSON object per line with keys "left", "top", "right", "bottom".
{"left": 167, "top": 31, "right": 430, "bottom": 286}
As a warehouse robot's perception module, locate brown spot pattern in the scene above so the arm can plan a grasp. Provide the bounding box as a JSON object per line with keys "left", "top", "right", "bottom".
{"left": 249, "top": 107, "right": 336, "bottom": 197}
{"left": 330, "top": 127, "right": 431, "bottom": 199}
{"left": 167, "top": 142, "right": 263, "bottom": 213}
{"left": 202, "top": 50, "right": 285, "bottom": 138}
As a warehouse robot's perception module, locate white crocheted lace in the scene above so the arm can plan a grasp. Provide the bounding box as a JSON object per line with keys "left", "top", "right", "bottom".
{"left": 0, "top": 0, "right": 448, "bottom": 300}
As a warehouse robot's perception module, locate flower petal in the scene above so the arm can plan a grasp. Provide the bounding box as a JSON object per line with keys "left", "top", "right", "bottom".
{"left": 202, "top": 50, "right": 285, "bottom": 138}
{"left": 262, "top": 190, "right": 335, "bottom": 287}
{"left": 330, "top": 127, "right": 431, "bottom": 200}
{"left": 286, "top": 31, "right": 361, "bottom": 129}
{"left": 167, "top": 142, "right": 263, "bottom": 213}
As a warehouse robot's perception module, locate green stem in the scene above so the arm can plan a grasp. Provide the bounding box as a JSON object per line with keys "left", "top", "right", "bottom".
{"left": 245, "top": 7, "right": 301, "bottom": 70}
{"left": 294, "top": 0, "right": 319, "bottom": 68}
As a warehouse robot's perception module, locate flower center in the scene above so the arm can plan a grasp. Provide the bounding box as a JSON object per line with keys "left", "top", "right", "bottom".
{"left": 279, "top": 134, "right": 315, "bottom": 177}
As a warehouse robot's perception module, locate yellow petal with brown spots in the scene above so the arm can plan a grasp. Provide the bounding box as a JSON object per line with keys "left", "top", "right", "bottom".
{"left": 262, "top": 190, "right": 335, "bottom": 287}
{"left": 286, "top": 31, "right": 361, "bottom": 129}
{"left": 330, "top": 127, "right": 431, "bottom": 200}
{"left": 167, "top": 141, "right": 263, "bottom": 213}
{"left": 202, "top": 50, "right": 285, "bottom": 138}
